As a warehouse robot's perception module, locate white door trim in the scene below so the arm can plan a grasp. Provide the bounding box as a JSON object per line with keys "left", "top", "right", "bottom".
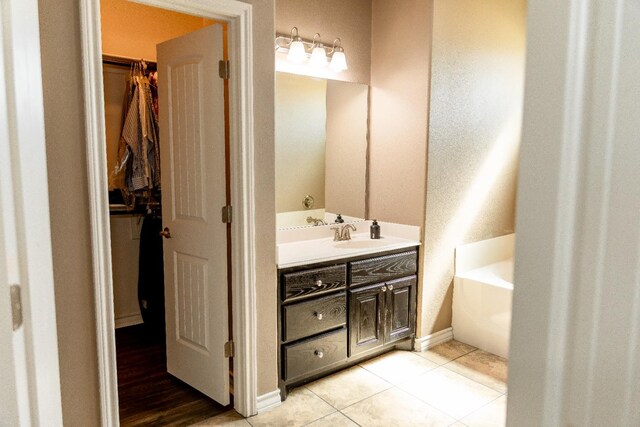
{"left": 78, "top": 0, "right": 257, "bottom": 424}
{"left": 0, "top": 0, "right": 63, "bottom": 424}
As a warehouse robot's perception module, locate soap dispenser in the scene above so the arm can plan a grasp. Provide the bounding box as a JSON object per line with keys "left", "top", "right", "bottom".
{"left": 370, "top": 220, "right": 381, "bottom": 239}
{"left": 335, "top": 214, "right": 344, "bottom": 223}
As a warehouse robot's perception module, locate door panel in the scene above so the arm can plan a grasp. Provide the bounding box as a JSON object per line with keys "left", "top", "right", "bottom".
{"left": 349, "top": 284, "right": 384, "bottom": 356}
{"left": 158, "top": 24, "right": 229, "bottom": 405}
{"left": 385, "top": 276, "right": 416, "bottom": 344}
{"left": 175, "top": 252, "right": 208, "bottom": 350}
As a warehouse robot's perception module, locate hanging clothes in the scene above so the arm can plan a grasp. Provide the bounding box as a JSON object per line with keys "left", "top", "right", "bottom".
{"left": 113, "top": 61, "right": 161, "bottom": 207}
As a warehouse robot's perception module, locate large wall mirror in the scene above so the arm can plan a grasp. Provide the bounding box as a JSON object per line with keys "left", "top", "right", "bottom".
{"left": 276, "top": 72, "right": 369, "bottom": 228}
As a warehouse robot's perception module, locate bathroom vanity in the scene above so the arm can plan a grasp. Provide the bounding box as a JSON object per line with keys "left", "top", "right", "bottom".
{"left": 274, "top": 71, "right": 422, "bottom": 397}
{"left": 276, "top": 222, "right": 420, "bottom": 399}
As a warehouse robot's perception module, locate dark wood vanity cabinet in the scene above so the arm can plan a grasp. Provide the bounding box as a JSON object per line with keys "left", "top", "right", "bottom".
{"left": 385, "top": 276, "right": 417, "bottom": 343}
{"left": 349, "top": 283, "right": 385, "bottom": 356}
{"left": 349, "top": 275, "right": 417, "bottom": 356}
{"left": 278, "top": 247, "right": 418, "bottom": 398}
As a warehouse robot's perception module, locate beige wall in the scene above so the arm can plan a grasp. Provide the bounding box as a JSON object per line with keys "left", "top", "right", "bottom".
{"left": 420, "top": 0, "right": 526, "bottom": 335}
{"left": 275, "top": 73, "right": 327, "bottom": 213}
{"left": 276, "top": 0, "right": 372, "bottom": 85}
{"left": 325, "top": 80, "right": 368, "bottom": 219}
{"left": 245, "top": 0, "right": 277, "bottom": 397}
{"left": 38, "top": 0, "right": 101, "bottom": 422}
{"left": 103, "top": 64, "right": 128, "bottom": 190}
{"left": 38, "top": 0, "right": 276, "bottom": 423}
{"left": 100, "top": 0, "right": 213, "bottom": 61}
{"left": 368, "top": 0, "right": 432, "bottom": 227}
{"left": 110, "top": 217, "right": 142, "bottom": 325}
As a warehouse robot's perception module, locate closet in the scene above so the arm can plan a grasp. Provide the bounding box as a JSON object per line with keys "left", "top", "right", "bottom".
{"left": 106, "top": 56, "right": 163, "bottom": 333}
{"left": 101, "top": 0, "right": 231, "bottom": 424}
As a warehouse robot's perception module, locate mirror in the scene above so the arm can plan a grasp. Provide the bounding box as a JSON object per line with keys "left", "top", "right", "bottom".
{"left": 275, "top": 72, "right": 369, "bottom": 228}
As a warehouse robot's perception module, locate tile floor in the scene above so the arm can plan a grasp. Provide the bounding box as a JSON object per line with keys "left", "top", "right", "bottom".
{"left": 193, "top": 340, "right": 508, "bottom": 427}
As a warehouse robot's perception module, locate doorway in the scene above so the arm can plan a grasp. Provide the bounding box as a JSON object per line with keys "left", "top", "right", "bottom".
{"left": 101, "top": 2, "right": 231, "bottom": 424}
{"left": 80, "top": 0, "right": 258, "bottom": 424}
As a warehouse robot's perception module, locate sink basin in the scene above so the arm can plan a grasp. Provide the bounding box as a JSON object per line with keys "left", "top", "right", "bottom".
{"left": 333, "top": 238, "right": 389, "bottom": 249}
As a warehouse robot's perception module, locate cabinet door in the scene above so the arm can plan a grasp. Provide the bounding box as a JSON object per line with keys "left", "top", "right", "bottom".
{"left": 349, "top": 284, "right": 385, "bottom": 356}
{"left": 385, "top": 276, "right": 417, "bottom": 344}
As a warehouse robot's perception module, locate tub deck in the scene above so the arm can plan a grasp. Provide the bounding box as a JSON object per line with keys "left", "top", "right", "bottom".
{"left": 453, "top": 236, "right": 515, "bottom": 359}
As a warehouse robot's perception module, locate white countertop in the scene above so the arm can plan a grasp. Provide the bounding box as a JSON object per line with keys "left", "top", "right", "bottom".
{"left": 277, "top": 232, "right": 421, "bottom": 269}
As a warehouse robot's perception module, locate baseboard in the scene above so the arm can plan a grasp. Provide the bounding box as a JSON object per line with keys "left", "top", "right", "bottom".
{"left": 257, "top": 389, "right": 281, "bottom": 413}
{"left": 414, "top": 327, "right": 453, "bottom": 352}
{"left": 115, "top": 313, "right": 143, "bottom": 329}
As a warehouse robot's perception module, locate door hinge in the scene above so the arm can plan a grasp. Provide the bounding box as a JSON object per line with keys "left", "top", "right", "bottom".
{"left": 221, "top": 205, "right": 232, "bottom": 224}
{"left": 10, "top": 284, "right": 22, "bottom": 331}
{"left": 219, "top": 60, "right": 230, "bottom": 79}
{"left": 224, "top": 340, "right": 235, "bottom": 358}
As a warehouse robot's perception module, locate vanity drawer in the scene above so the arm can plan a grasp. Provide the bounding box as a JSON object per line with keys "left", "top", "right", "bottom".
{"left": 282, "top": 264, "right": 347, "bottom": 302}
{"left": 283, "top": 292, "right": 347, "bottom": 342}
{"left": 283, "top": 329, "right": 347, "bottom": 381}
{"left": 350, "top": 250, "right": 418, "bottom": 287}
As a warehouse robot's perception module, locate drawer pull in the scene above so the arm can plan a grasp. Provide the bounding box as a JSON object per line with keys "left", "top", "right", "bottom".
{"left": 388, "top": 284, "right": 394, "bottom": 291}
{"left": 381, "top": 285, "right": 387, "bottom": 293}
{"left": 315, "top": 279, "right": 323, "bottom": 287}
{"left": 314, "top": 312, "right": 324, "bottom": 320}
{"left": 314, "top": 350, "right": 324, "bottom": 358}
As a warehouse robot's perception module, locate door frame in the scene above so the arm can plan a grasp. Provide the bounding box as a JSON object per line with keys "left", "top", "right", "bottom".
{"left": 79, "top": 0, "right": 258, "bottom": 424}
{"left": 0, "top": 0, "right": 63, "bottom": 424}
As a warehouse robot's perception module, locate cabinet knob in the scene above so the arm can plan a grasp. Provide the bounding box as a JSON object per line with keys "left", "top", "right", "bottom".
{"left": 381, "top": 285, "right": 387, "bottom": 292}
{"left": 314, "top": 350, "right": 324, "bottom": 358}
{"left": 314, "top": 312, "right": 323, "bottom": 320}
{"left": 388, "top": 284, "right": 394, "bottom": 291}
{"left": 315, "top": 279, "right": 323, "bottom": 287}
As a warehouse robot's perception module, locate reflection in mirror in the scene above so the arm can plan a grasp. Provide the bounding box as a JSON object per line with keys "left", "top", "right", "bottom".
{"left": 275, "top": 72, "right": 369, "bottom": 228}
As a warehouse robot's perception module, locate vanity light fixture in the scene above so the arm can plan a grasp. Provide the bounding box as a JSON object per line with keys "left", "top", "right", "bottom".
{"left": 309, "top": 34, "right": 328, "bottom": 67}
{"left": 286, "top": 27, "right": 307, "bottom": 63}
{"left": 329, "top": 38, "right": 348, "bottom": 72}
{"left": 275, "top": 27, "right": 348, "bottom": 72}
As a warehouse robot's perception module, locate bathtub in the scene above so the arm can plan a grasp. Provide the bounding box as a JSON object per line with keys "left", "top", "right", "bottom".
{"left": 452, "top": 234, "right": 514, "bottom": 359}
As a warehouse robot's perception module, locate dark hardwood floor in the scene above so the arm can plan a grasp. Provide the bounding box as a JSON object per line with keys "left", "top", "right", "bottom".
{"left": 116, "top": 325, "right": 229, "bottom": 426}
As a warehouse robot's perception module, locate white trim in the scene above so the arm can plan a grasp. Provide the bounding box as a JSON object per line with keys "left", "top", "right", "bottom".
{"left": 114, "top": 314, "right": 143, "bottom": 329}
{"left": 256, "top": 389, "right": 282, "bottom": 413}
{"left": 0, "top": 0, "right": 62, "bottom": 424}
{"left": 79, "top": 0, "right": 258, "bottom": 423}
{"left": 413, "top": 327, "right": 453, "bottom": 352}
{"left": 79, "top": 1, "right": 119, "bottom": 425}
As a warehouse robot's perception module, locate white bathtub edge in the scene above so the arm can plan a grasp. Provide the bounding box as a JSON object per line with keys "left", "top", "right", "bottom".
{"left": 413, "top": 327, "right": 453, "bottom": 352}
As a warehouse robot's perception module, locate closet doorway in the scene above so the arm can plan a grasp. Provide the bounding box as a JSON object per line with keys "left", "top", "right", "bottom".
{"left": 99, "top": 1, "right": 238, "bottom": 424}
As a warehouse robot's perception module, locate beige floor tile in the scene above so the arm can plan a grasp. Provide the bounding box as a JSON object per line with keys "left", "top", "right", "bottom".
{"left": 417, "top": 340, "right": 477, "bottom": 365}
{"left": 306, "top": 365, "right": 392, "bottom": 410}
{"left": 191, "top": 410, "right": 251, "bottom": 426}
{"left": 304, "top": 411, "right": 359, "bottom": 427}
{"left": 449, "top": 423, "right": 468, "bottom": 427}
{"left": 247, "top": 387, "right": 335, "bottom": 427}
{"left": 359, "top": 350, "right": 438, "bottom": 384}
{"left": 460, "top": 395, "right": 507, "bottom": 427}
{"left": 398, "top": 366, "right": 501, "bottom": 420}
{"left": 342, "top": 387, "right": 455, "bottom": 427}
{"left": 444, "top": 350, "right": 508, "bottom": 393}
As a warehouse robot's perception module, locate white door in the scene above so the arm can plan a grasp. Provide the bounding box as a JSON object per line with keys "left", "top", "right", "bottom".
{"left": 157, "top": 24, "right": 230, "bottom": 404}
{"left": 0, "top": 0, "right": 62, "bottom": 424}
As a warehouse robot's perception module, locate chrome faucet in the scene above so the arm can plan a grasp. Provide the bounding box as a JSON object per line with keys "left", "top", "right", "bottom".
{"left": 331, "top": 223, "right": 357, "bottom": 241}
{"left": 306, "top": 216, "right": 327, "bottom": 226}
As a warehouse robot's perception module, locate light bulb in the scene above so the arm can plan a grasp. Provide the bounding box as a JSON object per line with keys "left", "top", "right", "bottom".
{"left": 329, "top": 50, "right": 348, "bottom": 72}
{"left": 309, "top": 45, "right": 328, "bottom": 67}
{"left": 287, "top": 39, "right": 307, "bottom": 63}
